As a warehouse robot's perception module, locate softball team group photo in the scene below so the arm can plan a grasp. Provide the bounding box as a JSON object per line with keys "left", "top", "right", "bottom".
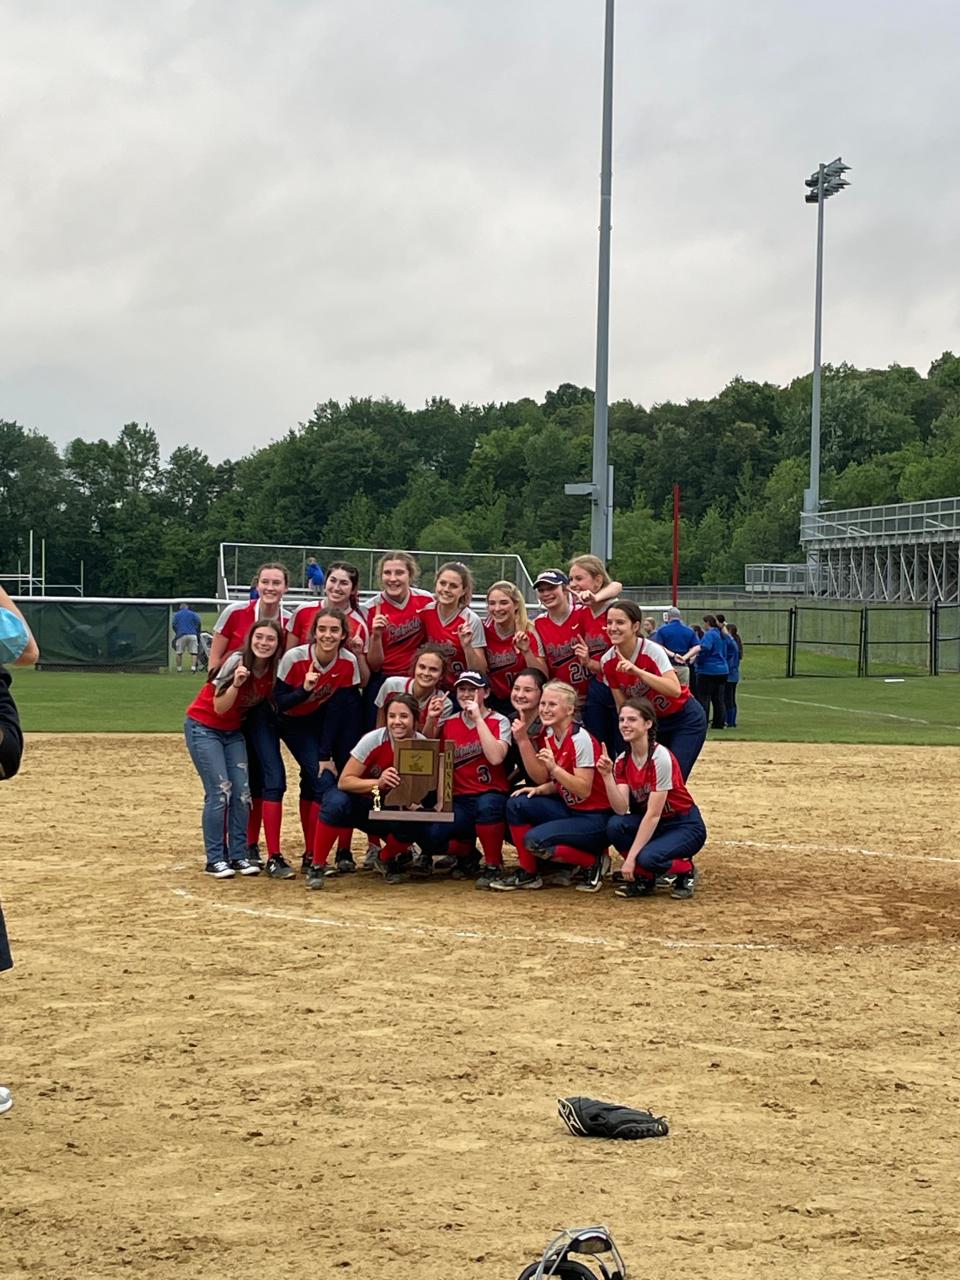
{"left": 183, "top": 553, "right": 744, "bottom": 901}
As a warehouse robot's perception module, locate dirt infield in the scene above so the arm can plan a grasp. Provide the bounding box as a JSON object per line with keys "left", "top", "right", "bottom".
{"left": 2, "top": 735, "right": 960, "bottom": 1280}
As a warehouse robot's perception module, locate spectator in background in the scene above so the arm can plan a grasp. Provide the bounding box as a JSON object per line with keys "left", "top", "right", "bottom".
{"left": 641, "top": 616, "right": 657, "bottom": 638}
{"left": 694, "top": 615, "right": 728, "bottom": 731}
{"left": 724, "top": 623, "right": 742, "bottom": 728}
{"left": 172, "top": 602, "right": 202, "bottom": 674}
{"left": 305, "top": 557, "right": 325, "bottom": 596}
{"left": 0, "top": 586, "right": 39, "bottom": 1117}
{"left": 653, "top": 606, "right": 699, "bottom": 689}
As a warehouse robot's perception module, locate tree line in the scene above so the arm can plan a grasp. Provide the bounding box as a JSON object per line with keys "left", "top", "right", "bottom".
{"left": 3, "top": 352, "right": 960, "bottom": 597}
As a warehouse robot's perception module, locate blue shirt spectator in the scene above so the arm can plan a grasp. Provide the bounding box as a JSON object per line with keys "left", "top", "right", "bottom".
{"left": 695, "top": 624, "right": 729, "bottom": 675}
{"left": 0, "top": 609, "right": 29, "bottom": 666}
{"left": 653, "top": 609, "right": 697, "bottom": 660}
{"left": 172, "top": 605, "right": 202, "bottom": 639}
{"left": 723, "top": 632, "right": 741, "bottom": 682}
{"left": 305, "top": 558, "right": 325, "bottom": 595}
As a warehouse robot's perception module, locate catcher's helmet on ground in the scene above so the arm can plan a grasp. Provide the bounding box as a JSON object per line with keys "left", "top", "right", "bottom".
{"left": 516, "top": 1226, "right": 627, "bottom": 1280}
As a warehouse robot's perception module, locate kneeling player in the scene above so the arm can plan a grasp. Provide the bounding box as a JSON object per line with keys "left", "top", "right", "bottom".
{"left": 417, "top": 672, "right": 512, "bottom": 888}
{"left": 308, "top": 693, "right": 433, "bottom": 887}
{"left": 598, "top": 698, "right": 706, "bottom": 900}
{"left": 493, "top": 680, "right": 610, "bottom": 892}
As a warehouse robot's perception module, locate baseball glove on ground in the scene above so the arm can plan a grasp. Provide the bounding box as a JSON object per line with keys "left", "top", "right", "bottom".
{"left": 558, "top": 1095, "right": 668, "bottom": 1140}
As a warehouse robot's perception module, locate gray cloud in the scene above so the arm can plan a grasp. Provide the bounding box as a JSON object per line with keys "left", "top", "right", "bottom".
{"left": 2, "top": 0, "right": 959, "bottom": 460}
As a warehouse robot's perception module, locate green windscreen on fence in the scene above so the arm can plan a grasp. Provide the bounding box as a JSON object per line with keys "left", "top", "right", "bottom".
{"left": 20, "top": 602, "right": 169, "bottom": 671}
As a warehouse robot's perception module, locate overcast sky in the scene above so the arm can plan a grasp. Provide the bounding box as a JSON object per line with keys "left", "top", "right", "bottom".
{"left": 2, "top": 0, "right": 959, "bottom": 461}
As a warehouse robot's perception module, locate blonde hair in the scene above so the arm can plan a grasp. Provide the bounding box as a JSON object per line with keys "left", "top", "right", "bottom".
{"left": 542, "top": 679, "right": 577, "bottom": 710}
{"left": 377, "top": 551, "right": 419, "bottom": 584}
{"left": 569, "top": 554, "right": 611, "bottom": 589}
{"left": 437, "top": 561, "right": 474, "bottom": 609}
{"left": 487, "top": 580, "right": 529, "bottom": 631}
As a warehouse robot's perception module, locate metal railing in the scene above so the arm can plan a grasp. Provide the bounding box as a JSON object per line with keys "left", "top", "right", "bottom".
{"left": 800, "top": 496, "right": 960, "bottom": 544}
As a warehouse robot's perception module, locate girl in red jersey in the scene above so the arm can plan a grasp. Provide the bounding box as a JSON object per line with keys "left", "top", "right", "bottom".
{"left": 492, "top": 680, "right": 611, "bottom": 893}
{"left": 530, "top": 570, "right": 590, "bottom": 705}
{"left": 374, "top": 643, "right": 454, "bottom": 733}
{"left": 415, "top": 672, "right": 513, "bottom": 889}
{"left": 568, "top": 554, "right": 624, "bottom": 754}
{"left": 365, "top": 551, "right": 434, "bottom": 723}
{"left": 209, "top": 562, "right": 291, "bottom": 865}
{"left": 417, "top": 561, "right": 487, "bottom": 687}
{"left": 184, "top": 619, "right": 283, "bottom": 879}
{"left": 506, "top": 666, "right": 548, "bottom": 783}
{"left": 598, "top": 698, "right": 706, "bottom": 900}
{"left": 308, "top": 693, "right": 435, "bottom": 888}
{"left": 483, "top": 580, "right": 547, "bottom": 716}
{"left": 287, "top": 561, "right": 370, "bottom": 677}
{"left": 600, "top": 600, "right": 707, "bottom": 780}
{"left": 255, "top": 609, "right": 362, "bottom": 880}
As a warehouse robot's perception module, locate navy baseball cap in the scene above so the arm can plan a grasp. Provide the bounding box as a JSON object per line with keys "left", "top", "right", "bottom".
{"left": 455, "top": 671, "right": 490, "bottom": 689}
{"left": 534, "top": 570, "right": 569, "bottom": 589}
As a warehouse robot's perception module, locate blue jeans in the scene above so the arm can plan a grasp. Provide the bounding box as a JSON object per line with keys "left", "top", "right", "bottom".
{"left": 184, "top": 717, "right": 252, "bottom": 865}
{"left": 581, "top": 677, "right": 622, "bottom": 756}
{"left": 656, "top": 698, "right": 707, "bottom": 780}
{"left": 607, "top": 805, "right": 706, "bottom": 874}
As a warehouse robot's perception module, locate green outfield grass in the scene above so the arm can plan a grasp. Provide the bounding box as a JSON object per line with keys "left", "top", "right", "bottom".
{"left": 7, "top": 666, "right": 959, "bottom": 746}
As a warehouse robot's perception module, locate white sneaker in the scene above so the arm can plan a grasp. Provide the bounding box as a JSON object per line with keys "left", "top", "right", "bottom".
{"left": 0, "top": 1086, "right": 13, "bottom": 1115}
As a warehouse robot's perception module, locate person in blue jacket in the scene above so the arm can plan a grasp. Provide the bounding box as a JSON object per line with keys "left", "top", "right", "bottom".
{"left": 693, "top": 615, "right": 728, "bottom": 731}
{"left": 723, "top": 623, "right": 742, "bottom": 727}
{"left": 305, "top": 557, "right": 326, "bottom": 596}
{"left": 652, "top": 607, "right": 699, "bottom": 688}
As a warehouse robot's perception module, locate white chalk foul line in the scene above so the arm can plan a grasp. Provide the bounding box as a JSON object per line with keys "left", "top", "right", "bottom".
{"left": 739, "top": 691, "right": 960, "bottom": 731}
{"left": 718, "top": 838, "right": 960, "bottom": 866}
{"left": 170, "top": 888, "right": 779, "bottom": 952}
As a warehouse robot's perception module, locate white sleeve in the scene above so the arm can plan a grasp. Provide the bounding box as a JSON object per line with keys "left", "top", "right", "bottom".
{"left": 277, "top": 646, "right": 308, "bottom": 683}
{"left": 527, "top": 628, "right": 544, "bottom": 658}
{"left": 212, "top": 651, "right": 242, "bottom": 694}
{"left": 493, "top": 713, "right": 513, "bottom": 745}
{"left": 652, "top": 744, "right": 673, "bottom": 792}
{"left": 437, "top": 694, "right": 456, "bottom": 723}
{"left": 375, "top": 677, "right": 403, "bottom": 709}
{"left": 351, "top": 730, "right": 384, "bottom": 763}
{"left": 644, "top": 640, "right": 673, "bottom": 676}
{"left": 573, "top": 728, "right": 597, "bottom": 768}
{"left": 343, "top": 651, "right": 361, "bottom": 687}
{"left": 213, "top": 603, "right": 240, "bottom": 635}
{"left": 464, "top": 609, "right": 485, "bottom": 648}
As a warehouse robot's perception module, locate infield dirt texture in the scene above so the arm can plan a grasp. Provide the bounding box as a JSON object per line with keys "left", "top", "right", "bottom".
{"left": 2, "top": 736, "right": 960, "bottom": 1278}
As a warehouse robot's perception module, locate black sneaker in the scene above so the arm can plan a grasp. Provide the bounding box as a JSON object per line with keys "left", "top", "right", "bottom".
{"left": 361, "top": 843, "right": 380, "bottom": 871}
{"left": 432, "top": 854, "right": 458, "bottom": 874}
{"left": 305, "top": 863, "right": 326, "bottom": 891}
{"left": 246, "top": 844, "right": 265, "bottom": 871}
{"left": 409, "top": 852, "right": 433, "bottom": 879}
{"left": 266, "top": 854, "right": 296, "bottom": 880}
{"left": 300, "top": 851, "right": 312, "bottom": 875}
{"left": 335, "top": 852, "right": 357, "bottom": 875}
{"left": 474, "top": 863, "right": 504, "bottom": 889}
{"left": 490, "top": 869, "right": 543, "bottom": 892}
{"left": 450, "top": 851, "right": 482, "bottom": 880}
{"left": 204, "top": 859, "right": 235, "bottom": 879}
{"left": 671, "top": 868, "right": 700, "bottom": 899}
{"left": 230, "top": 857, "right": 260, "bottom": 877}
{"left": 655, "top": 874, "right": 677, "bottom": 889}
{"left": 615, "top": 878, "right": 655, "bottom": 899}
{"left": 575, "top": 855, "right": 609, "bottom": 894}
{"left": 384, "top": 864, "right": 409, "bottom": 885}
{"left": 541, "top": 866, "right": 576, "bottom": 888}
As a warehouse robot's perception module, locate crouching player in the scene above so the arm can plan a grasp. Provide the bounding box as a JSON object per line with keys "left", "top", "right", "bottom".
{"left": 598, "top": 698, "right": 706, "bottom": 900}
{"left": 307, "top": 693, "right": 433, "bottom": 887}
{"left": 492, "top": 680, "right": 611, "bottom": 893}
{"left": 416, "top": 672, "right": 512, "bottom": 888}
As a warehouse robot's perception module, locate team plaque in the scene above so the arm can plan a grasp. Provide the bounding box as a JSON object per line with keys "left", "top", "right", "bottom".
{"left": 368, "top": 739, "right": 456, "bottom": 823}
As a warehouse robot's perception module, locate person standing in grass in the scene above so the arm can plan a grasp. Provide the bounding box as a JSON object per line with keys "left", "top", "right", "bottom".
{"left": 172, "top": 602, "right": 202, "bottom": 674}
{"left": 693, "top": 615, "right": 729, "bottom": 731}
{"left": 723, "top": 623, "right": 742, "bottom": 728}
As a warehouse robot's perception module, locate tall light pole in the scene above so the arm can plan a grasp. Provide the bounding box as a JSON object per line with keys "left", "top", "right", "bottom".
{"left": 566, "top": 0, "right": 615, "bottom": 560}
{"left": 802, "top": 157, "right": 850, "bottom": 588}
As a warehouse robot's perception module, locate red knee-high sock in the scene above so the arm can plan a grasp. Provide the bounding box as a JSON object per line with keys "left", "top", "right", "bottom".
{"left": 477, "top": 823, "right": 505, "bottom": 867}
{"left": 367, "top": 834, "right": 382, "bottom": 850}
{"left": 298, "top": 798, "right": 313, "bottom": 850}
{"left": 337, "top": 827, "right": 354, "bottom": 854}
{"left": 551, "top": 844, "right": 598, "bottom": 869}
{"left": 382, "top": 834, "right": 410, "bottom": 862}
{"left": 669, "top": 857, "right": 693, "bottom": 875}
{"left": 508, "top": 824, "right": 536, "bottom": 872}
{"left": 246, "top": 798, "right": 263, "bottom": 847}
{"left": 449, "top": 838, "right": 472, "bottom": 857}
{"left": 262, "top": 800, "right": 283, "bottom": 856}
{"left": 313, "top": 822, "right": 347, "bottom": 867}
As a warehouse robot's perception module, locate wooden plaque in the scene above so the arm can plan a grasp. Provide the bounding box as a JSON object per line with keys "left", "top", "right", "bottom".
{"left": 369, "top": 739, "right": 456, "bottom": 823}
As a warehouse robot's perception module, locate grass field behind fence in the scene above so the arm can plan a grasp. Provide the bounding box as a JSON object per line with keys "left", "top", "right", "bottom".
{"left": 8, "top": 666, "right": 959, "bottom": 746}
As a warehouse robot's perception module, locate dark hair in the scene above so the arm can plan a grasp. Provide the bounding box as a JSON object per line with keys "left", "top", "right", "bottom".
{"left": 325, "top": 561, "right": 361, "bottom": 612}
{"left": 620, "top": 696, "right": 659, "bottom": 760}
{"left": 727, "top": 622, "right": 743, "bottom": 658}
{"left": 308, "top": 607, "right": 349, "bottom": 645}
{"left": 716, "top": 613, "right": 727, "bottom": 625}
{"left": 514, "top": 666, "right": 548, "bottom": 690}
{"left": 703, "top": 614, "right": 719, "bottom": 629}
{"left": 209, "top": 618, "right": 284, "bottom": 688}
{"left": 382, "top": 691, "right": 421, "bottom": 724}
{"left": 607, "top": 599, "right": 644, "bottom": 628}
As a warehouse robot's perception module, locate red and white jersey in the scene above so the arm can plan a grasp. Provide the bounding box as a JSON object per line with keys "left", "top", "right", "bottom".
{"left": 374, "top": 676, "right": 454, "bottom": 729}
{"left": 613, "top": 744, "right": 694, "bottom": 818}
{"left": 441, "top": 711, "right": 512, "bottom": 796}
{"left": 287, "top": 602, "right": 369, "bottom": 651}
{"left": 418, "top": 602, "right": 485, "bottom": 686}
{"left": 186, "top": 652, "right": 274, "bottom": 732}
{"left": 351, "top": 729, "right": 427, "bottom": 779}
{"left": 365, "top": 589, "right": 433, "bottom": 675}
{"left": 580, "top": 604, "right": 613, "bottom": 662}
{"left": 276, "top": 645, "right": 360, "bottom": 717}
{"left": 543, "top": 724, "right": 609, "bottom": 811}
{"left": 213, "top": 600, "right": 289, "bottom": 655}
{"left": 533, "top": 603, "right": 590, "bottom": 702}
{"left": 600, "top": 638, "right": 690, "bottom": 717}
{"left": 482, "top": 619, "right": 544, "bottom": 702}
